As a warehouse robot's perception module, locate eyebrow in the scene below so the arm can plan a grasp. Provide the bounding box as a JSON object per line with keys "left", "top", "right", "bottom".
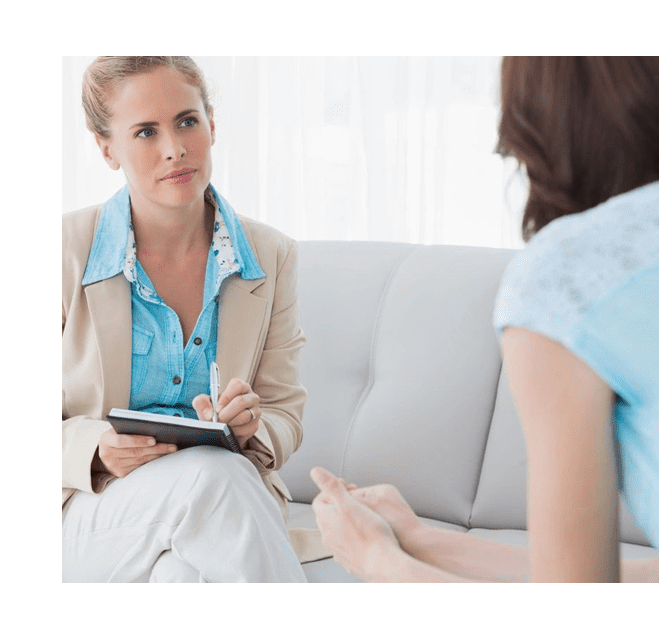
{"left": 130, "top": 109, "right": 200, "bottom": 130}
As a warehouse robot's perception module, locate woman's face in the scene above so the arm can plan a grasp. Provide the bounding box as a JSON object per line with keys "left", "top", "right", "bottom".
{"left": 97, "top": 66, "right": 215, "bottom": 214}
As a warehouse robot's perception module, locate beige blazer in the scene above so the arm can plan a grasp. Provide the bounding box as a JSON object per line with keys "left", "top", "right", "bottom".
{"left": 62, "top": 202, "right": 306, "bottom": 514}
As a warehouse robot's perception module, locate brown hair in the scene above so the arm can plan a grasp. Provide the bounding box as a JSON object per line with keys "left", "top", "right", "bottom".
{"left": 82, "top": 56, "right": 212, "bottom": 139}
{"left": 496, "top": 56, "right": 659, "bottom": 241}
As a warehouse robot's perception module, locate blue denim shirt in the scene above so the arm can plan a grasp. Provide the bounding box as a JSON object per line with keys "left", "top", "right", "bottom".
{"left": 82, "top": 184, "right": 266, "bottom": 419}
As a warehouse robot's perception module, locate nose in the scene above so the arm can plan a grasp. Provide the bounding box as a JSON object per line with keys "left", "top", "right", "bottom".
{"left": 162, "top": 130, "right": 186, "bottom": 160}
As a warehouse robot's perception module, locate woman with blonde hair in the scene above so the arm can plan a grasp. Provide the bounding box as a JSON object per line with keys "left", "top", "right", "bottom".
{"left": 311, "top": 56, "right": 659, "bottom": 582}
{"left": 62, "top": 57, "right": 307, "bottom": 582}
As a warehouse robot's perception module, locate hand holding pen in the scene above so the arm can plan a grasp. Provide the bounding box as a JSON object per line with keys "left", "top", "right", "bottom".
{"left": 192, "top": 363, "right": 261, "bottom": 450}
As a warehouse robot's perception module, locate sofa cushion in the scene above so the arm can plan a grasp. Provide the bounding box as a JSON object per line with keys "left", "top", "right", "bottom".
{"left": 282, "top": 242, "right": 516, "bottom": 527}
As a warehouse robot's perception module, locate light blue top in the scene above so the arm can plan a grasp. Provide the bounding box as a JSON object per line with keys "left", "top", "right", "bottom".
{"left": 82, "top": 184, "right": 265, "bottom": 419}
{"left": 494, "top": 180, "right": 659, "bottom": 550}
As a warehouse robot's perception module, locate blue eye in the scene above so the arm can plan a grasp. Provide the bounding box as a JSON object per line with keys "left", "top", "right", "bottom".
{"left": 136, "top": 128, "right": 155, "bottom": 139}
{"left": 180, "top": 117, "right": 198, "bottom": 128}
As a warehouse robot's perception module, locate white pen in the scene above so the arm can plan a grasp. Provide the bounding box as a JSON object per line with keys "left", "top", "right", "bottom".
{"left": 210, "top": 362, "right": 220, "bottom": 423}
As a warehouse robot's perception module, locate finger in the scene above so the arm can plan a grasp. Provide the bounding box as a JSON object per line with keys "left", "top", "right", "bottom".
{"left": 218, "top": 378, "right": 251, "bottom": 407}
{"left": 219, "top": 392, "right": 260, "bottom": 425}
{"left": 112, "top": 443, "right": 177, "bottom": 459}
{"left": 310, "top": 467, "right": 350, "bottom": 503}
{"left": 122, "top": 452, "right": 168, "bottom": 467}
{"left": 230, "top": 422, "right": 259, "bottom": 451}
{"left": 349, "top": 486, "right": 384, "bottom": 507}
{"left": 347, "top": 483, "right": 383, "bottom": 496}
{"left": 230, "top": 420, "right": 259, "bottom": 441}
{"left": 109, "top": 432, "right": 158, "bottom": 448}
{"left": 335, "top": 477, "right": 356, "bottom": 489}
{"left": 192, "top": 394, "right": 215, "bottom": 421}
{"left": 350, "top": 486, "right": 369, "bottom": 497}
{"left": 310, "top": 466, "right": 336, "bottom": 489}
{"left": 309, "top": 467, "right": 336, "bottom": 490}
{"left": 114, "top": 452, "right": 172, "bottom": 477}
{"left": 228, "top": 405, "right": 261, "bottom": 428}
{"left": 102, "top": 428, "right": 154, "bottom": 449}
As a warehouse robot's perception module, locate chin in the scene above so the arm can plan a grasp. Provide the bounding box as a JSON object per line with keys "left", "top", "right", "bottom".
{"left": 158, "top": 180, "right": 207, "bottom": 207}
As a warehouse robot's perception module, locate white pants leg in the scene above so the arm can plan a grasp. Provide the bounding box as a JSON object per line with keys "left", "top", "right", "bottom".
{"left": 62, "top": 446, "right": 307, "bottom": 583}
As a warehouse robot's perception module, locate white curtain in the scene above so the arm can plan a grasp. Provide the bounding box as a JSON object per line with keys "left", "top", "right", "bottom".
{"left": 63, "top": 56, "right": 527, "bottom": 249}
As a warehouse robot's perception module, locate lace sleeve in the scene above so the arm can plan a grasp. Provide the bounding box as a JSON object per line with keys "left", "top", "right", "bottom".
{"left": 494, "top": 183, "right": 659, "bottom": 349}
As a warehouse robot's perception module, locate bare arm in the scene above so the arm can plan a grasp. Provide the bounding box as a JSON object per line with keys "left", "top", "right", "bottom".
{"left": 313, "top": 468, "right": 658, "bottom": 582}
{"left": 360, "top": 487, "right": 657, "bottom": 582}
{"left": 394, "top": 514, "right": 656, "bottom": 582}
{"left": 502, "top": 327, "right": 620, "bottom": 581}
{"left": 342, "top": 481, "right": 529, "bottom": 581}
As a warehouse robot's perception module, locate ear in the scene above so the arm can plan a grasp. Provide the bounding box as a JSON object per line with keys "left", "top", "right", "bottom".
{"left": 95, "top": 134, "right": 121, "bottom": 171}
{"left": 208, "top": 108, "right": 216, "bottom": 145}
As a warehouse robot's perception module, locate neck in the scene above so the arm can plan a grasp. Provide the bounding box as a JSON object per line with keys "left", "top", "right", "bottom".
{"left": 131, "top": 194, "right": 213, "bottom": 258}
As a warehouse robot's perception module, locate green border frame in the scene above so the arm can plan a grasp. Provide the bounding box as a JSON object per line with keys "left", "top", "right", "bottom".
{"left": 5, "top": 6, "right": 396, "bottom": 635}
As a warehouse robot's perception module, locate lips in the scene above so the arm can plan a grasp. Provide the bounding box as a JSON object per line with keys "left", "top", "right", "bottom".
{"left": 161, "top": 168, "right": 196, "bottom": 181}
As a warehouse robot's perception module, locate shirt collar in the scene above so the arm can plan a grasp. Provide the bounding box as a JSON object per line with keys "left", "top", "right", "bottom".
{"left": 82, "top": 184, "right": 265, "bottom": 286}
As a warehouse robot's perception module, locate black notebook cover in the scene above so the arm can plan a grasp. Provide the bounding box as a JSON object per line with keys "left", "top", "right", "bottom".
{"left": 107, "top": 408, "right": 243, "bottom": 455}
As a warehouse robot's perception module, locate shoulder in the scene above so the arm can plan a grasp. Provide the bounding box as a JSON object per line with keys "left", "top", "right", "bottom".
{"left": 238, "top": 215, "right": 297, "bottom": 268}
{"left": 494, "top": 181, "right": 659, "bottom": 342}
{"left": 238, "top": 214, "right": 295, "bottom": 249}
{"left": 62, "top": 203, "right": 103, "bottom": 256}
{"left": 62, "top": 203, "right": 104, "bottom": 279}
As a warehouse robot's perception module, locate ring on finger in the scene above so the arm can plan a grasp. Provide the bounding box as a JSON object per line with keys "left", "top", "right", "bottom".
{"left": 247, "top": 408, "right": 256, "bottom": 422}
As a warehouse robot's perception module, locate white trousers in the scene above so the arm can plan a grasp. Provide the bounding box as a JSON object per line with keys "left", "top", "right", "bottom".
{"left": 62, "top": 446, "right": 307, "bottom": 583}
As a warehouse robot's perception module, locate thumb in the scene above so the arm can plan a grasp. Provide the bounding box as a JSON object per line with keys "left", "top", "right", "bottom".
{"left": 192, "top": 394, "right": 213, "bottom": 421}
{"left": 311, "top": 466, "right": 350, "bottom": 502}
{"left": 310, "top": 467, "right": 338, "bottom": 489}
{"left": 310, "top": 466, "right": 336, "bottom": 489}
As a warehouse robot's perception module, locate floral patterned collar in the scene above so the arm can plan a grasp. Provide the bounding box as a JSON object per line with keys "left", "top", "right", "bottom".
{"left": 82, "top": 184, "right": 265, "bottom": 287}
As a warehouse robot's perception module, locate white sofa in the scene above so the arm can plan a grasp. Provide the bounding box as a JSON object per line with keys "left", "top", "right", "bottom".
{"left": 281, "top": 240, "right": 658, "bottom": 582}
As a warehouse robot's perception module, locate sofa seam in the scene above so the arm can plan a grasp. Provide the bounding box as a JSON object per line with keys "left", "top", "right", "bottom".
{"left": 339, "top": 245, "right": 420, "bottom": 479}
{"left": 467, "top": 357, "right": 503, "bottom": 530}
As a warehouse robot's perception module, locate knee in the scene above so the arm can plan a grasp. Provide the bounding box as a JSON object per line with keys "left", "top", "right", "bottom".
{"left": 169, "top": 447, "right": 276, "bottom": 520}
{"left": 173, "top": 446, "right": 260, "bottom": 488}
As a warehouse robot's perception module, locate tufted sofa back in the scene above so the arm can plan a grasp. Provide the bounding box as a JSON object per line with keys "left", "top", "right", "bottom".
{"left": 279, "top": 241, "right": 650, "bottom": 546}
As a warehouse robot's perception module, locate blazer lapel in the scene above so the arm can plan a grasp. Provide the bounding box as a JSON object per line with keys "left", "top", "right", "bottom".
{"left": 216, "top": 275, "right": 267, "bottom": 389}
{"left": 85, "top": 274, "right": 132, "bottom": 414}
{"left": 85, "top": 267, "right": 267, "bottom": 410}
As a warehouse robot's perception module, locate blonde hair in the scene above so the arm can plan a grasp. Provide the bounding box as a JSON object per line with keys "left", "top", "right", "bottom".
{"left": 82, "top": 56, "right": 212, "bottom": 139}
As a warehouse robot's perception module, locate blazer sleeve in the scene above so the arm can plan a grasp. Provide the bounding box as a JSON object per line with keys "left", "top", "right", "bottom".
{"left": 62, "top": 313, "right": 114, "bottom": 500}
{"left": 242, "top": 238, "right": 306, "bottom": 475}
{"left": 62, "top": 207, "right": 116, "bottom": 498}
{"left": 62, "top": 419, "right": 112, "bottom": 495}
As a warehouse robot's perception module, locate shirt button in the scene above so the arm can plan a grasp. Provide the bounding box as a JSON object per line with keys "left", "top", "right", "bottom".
{"left": 172, "top": 375, "right": 182, "bottom": 384}
{"left": 193, "top": 337, "right": 202, "bottom": 345}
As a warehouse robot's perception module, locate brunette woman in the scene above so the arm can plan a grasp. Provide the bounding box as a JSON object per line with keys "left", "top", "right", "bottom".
{"left": 311, "top": 56, "right": 659, "bottom": 583}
